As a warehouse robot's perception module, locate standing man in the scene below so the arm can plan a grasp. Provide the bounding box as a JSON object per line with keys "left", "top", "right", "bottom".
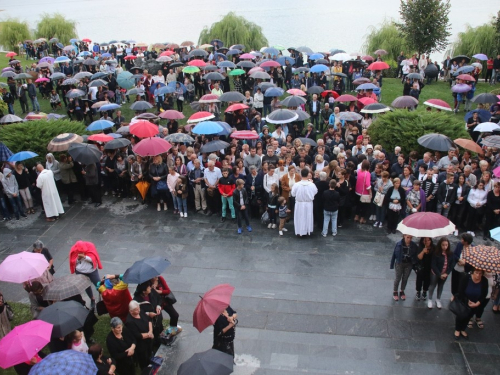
{"left": 284, "top": 60, "right": 292, "bottom": 90}
{"left": 36, "top": 164, "right": 64, "bottom": 222}
{"left": 1, "top": 88, "right": 15, "bottom": 114}
{"left": 16, "top": 81, "right": 29, "bottom": 114}
{"left": 491, "top": 54, "right": 500, "bottom": 86}
{"left": 397, "top": 52, "right": 406, "bottom": 78}
{"left": 320, "top": 103, "right": 332, "bottom": 134}
{"left": 189, "top": 159, "right": 207, "bottom": 214}
{"left": 26, "top": 79, "right": 40, "bottom": 112}
{"left": 204, "top": 160, "right": 222, "bottom": 216}
{"left": 233, "top": 179, "right": 252, "bottom": 234}
{"left": 291, "top": 168, "right": 318, "bottom": 236}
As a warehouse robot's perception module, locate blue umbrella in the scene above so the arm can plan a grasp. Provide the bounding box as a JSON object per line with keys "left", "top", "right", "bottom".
{"left": 78, "top": 51, "right": 92, "bottom": 57}
{"left": 91, "top": 72, "right": 107, "bottom": 80}
{"left": 226, "top": 49, "right": 241, "bottom": 56}
{"left": 192, "top": 121, "right": 224, "bottom": 135}
{"left": 309, "top": 53, "right": 324, "bottom": 60}
{"left": 149, "top": 82, "right": 165, "bottom": 94}
{"left": 101, "top": 52, "right": 112, "bottom": 58}
{"left": 0, "top": 142, "right": 13, "bottom": 162}
{"left": 107, "top": 133, "right": 122, "bottom": 139}
{"left": 123, "top": 256, "right": 171, "bottom": 284}
{"left": 472, "top": 54, "right": 488, "bottom": 61}
{"left": 7, "top": 151, "right": 39, "bottom": 162}
{"left": 55, "top": 56, "right": 70, "bottom": 63}
{"left": 157, "top": 86, "right": 175, "bottom": 96}
{"left": 117, "top": 72, "right": 135, "bottom": 89}
{"left": 109, "top": 40, "right": 118, "bottom": 44}
{"left": 56, "top": 43, "right": 64, "bottom": 49}
{"left": 454, "top": 65, "right": 475, "bottom": 75}
{"left": 99, "top": 104, "right": 121, "bottom": 112}
{"left": 217, "top": 61, "right": 236, "bottom": 69}
{"left": 168, "top": 81, "right": 187, "bottom": 93}
{"left": 262, "top": 47, "right": 279, "bottom": 56}
{"left": 214, "top": 53, "right": 227, "bottom": 61}
{"left": 464, "top": 109, "right": 491, "bottom": 123}
{"left": 70, "top": 38, "right": 79, "bottom": 43}
{"left": 264, "top": 87, "right": 285, "bottom": 97}
{"left": 310, "top": 64, "right": 329, "bottom": 73}
{"left": 29, "top": 350, "right": 97, "bottom": 375}
{"left": 356, "top": 83, "right": 378, "bottom": 91}
{"left": 86, "top": 120, "right": 114, "bottom": 131}
{"left": 277, "top": 56, "right": 295, "bottom": 66}
{"left": 216, "top": 121, "right": 233, "bottom": 136}
{"left": 490, "top": 227, "right": 500, "bottom": 242}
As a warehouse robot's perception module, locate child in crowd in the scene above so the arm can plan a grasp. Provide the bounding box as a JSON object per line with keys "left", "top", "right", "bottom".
{"left": 267, "top": 183, "right": 279, "bottom": 229}
{"left": 175, "top": 175, "right": 188, "bottom": 217}
{"left": 278, "top": 196, "right": 291, "bottom": 236}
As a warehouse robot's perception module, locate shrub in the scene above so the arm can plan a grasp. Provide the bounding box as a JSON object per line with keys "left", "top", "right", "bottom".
{"left": 0, "top": 119, "right": 88, "bottom": 164}
{"left": 367, "top": 109, "right": 468, "bottom": 156}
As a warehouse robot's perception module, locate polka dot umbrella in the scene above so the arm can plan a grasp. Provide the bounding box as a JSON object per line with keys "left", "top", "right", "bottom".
{"left": 463, "top": 245, "right": 500, "bottom": 273}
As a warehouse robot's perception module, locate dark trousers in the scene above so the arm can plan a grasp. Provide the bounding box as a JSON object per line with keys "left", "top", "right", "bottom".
{"left": 484, "top": 210, "right": 500, "bottom": 238}
{"left": 163, "top": 303, "right": 179, "bottom": 327}
{"left": 386, "top": 209, "right": 401, "bottom": 231}
{"left": 19, "top": 99, "right": 29, "bottom": 113}
{"left": 87, "top": 184, "right": 102, "bottom": 204}
{"left": 63, "top": 182, "right": 78, "bottom": 203}
{"left": 456, "top": 306, "right": 480, "bottom": 331}
{"left": 416, "top": 268, "right": 431, "bottom": 292}
{"left": 451, "top": 269, "right": 465, "bottom": 296}
{"left": 236, "top": 207, "right": 250, "bottom": 228}
{"left": 206, "top": 189, "right": 221, "bottom": 213}
{"left": 449, "top": 203, "right": 467, "bottom": 230}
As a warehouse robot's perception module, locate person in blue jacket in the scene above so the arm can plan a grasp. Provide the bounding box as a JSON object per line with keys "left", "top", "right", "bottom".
{"left": 391, "top": 234, "right": 419, "bottom": 301}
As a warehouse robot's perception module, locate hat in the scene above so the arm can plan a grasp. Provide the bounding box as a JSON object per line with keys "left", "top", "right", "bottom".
{"left": 338, "top": 143, "right": 345, "bottom": 149}
{"left": 3, "top": 168, "right": 12, "bottom": 175}
{"left": 366, "top": 144, "right": 373, "bottom": 150}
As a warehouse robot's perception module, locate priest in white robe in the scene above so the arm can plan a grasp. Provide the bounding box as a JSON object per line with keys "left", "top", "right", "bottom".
{"left": 36, "top": 164, "right": 64, "bottom": 222}
{"left": 291, "top": 168, "right": 318, "bottom": 236}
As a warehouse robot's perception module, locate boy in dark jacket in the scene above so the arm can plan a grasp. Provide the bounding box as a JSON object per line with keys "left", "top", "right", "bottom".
{"left": 321, "top": 179, "right": 340, "bottom": 237}
{"left": 437, "top": 173, "right": 457, "bottom": 218}
{"left": 233, "top": 179, "right": 252, "bottom": 234}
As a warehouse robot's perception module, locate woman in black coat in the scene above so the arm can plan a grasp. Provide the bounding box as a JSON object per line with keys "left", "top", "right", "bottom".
{"left": 125, "top": 301, "right": 153, "bottom": 371}
{"left": 448, "top": 174, "right": 470, "bottom": 235}
{"left": 133, "top": 281, "right": 163, "bottom": 346}
{"left": 106, "top": 317, "right": 136, "bottom": 375}
{"left": 383, "top": 178, "right": 407, "bottom": 234}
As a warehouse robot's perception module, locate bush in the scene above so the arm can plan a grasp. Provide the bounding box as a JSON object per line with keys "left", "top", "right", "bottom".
{"left": 367, "top": 109, "right": 468, "bottom": 156}
{"left": 0, "top": 119, "right": 87, "bottom": 164}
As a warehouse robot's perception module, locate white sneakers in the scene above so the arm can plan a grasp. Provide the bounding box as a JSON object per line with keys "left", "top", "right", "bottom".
{"left": 272, "top": 224, "right": 277, "bottom": 229}
{"left": 282, "top": 228, "right": 287, "bottom": 232}
{"left": 428, "top": 300, "right": 433, "bottom": 309}
{"left": 467, "top": 231, "right": 476, "bottom": 237}
{"left": 373, "top": 221, "right": 379, "bottom": 227}
{"left": 279, "top": 231, "right": 283, "bottom": 236}
{"left": 178, "top": 212, "right": 188, "bottom": 217}
{"left": 268, "top": 223, "right": 272, "bottom": 229}
{"left": 157, "top": 203, "right": 161, "bottom": 212}
{"left": 427, "top": 299, "right": 442, "bottom": 309}
{"left": 436, "top": 299, "right": 442, "bottom": 309}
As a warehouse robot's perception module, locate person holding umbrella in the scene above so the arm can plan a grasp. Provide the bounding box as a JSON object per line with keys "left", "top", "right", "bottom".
{"left": 213, "top": 305, "right": 238, "bottom": 358}
{"left": 151, "top": 276, "right": 182, "bottom": 336}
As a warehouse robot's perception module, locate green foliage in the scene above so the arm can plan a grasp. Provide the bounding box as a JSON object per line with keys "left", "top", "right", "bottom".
{"left": 0, "top": 19, "right": 31, "bottom": 52}
{"left": 396, "top": 0, "right": 451, "bottom": 55}
{"left": 495, "top": 11, "right": 500, "bottom": 53}
{"left": 35, "top": 13, "right": 78, "bottom": 45}
{"left": 451, "top": 22, "right": 497, "bottom": 59}
{"left": 198, "top": 12, "right": 268, "bottom": 52}
{"left": 362, "top": 21, "right": 409, "bottom": 62}
{"left": 368, "top": 109, "right": 468, "bottom": 155}
{"left": 0, "top": 99, "right": 7, "bottom": 116}
{"left": 0, "top": 119, "right": 87, "bottom": 163}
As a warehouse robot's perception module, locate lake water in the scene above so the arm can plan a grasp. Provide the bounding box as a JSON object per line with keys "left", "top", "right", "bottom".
{"left": 2, "top": 0, "right": 498, "bottom": 61}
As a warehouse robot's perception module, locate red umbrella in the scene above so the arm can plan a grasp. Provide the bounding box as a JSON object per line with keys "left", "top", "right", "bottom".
{"left": 188, "top": 59, "right": 206, "bottom": 67}
{"left": 260, "top": 60, "right": 280, "bottom": 68}
{"left": 129, "top": 120, "right": 159, "bottom": 138}
{"left": 82, "top": 38, "right": 92, "bottom": 43}
{"left": 133, "top": 137, "right": 172, "bottom": 157}
{"left": 199, "top": 94, "right": 220, "bottom": 103}
{"left": 367, "top": 61, "right": 390, "bottom": 70}
{"left": 457, "top": 74, "right": 475, "bottom": 82}
{"left": 158, "top": 110, "right": 185, "bottom": 120}
{"left": 230, "top": 130, "right": 259, "bottom": 140}
{"left": 88, "top": 134, "right": 114, "bottom": 143}
{"left": 320, "top": 90, "right": 339, "bottom": 98}
{"left": 335, "top": 94, "right": 358, "bottom": 102}
{"left": 423, "top": 99, "right": 452, "bottom": 111}
{"left": 160, "top": 51, "right": 175, "bottom": 57}
{"left": 362, "top": 55, "right": 373, "bottom": 61}
{"left": 397, "top": 212, "right": 455, "bottom": 237}
{"left": 248, "top": 67, "right": 264, "bottom": 74}
{"left": 193, "top": 284, "right": 235, "bottom": 333}
{"left": 286, "top": 88, "right": 306, "bottom": 96}
{"left": 187, "top": 111, "right": 215, "bottom": 124}
{"left": 358, "top": 97, "right": 377, "bottom": 105}
{"left": 6, "top": 52, "right": 17, "bottom": 58}
{"left": 225, "top": 103, "right": 249, "bottom": 113}
{"left": 124, "top": 55, "right": 137, "bottom": 60}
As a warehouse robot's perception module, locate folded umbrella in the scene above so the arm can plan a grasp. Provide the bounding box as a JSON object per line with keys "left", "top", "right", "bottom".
{"left": 417, "top": 133, "right": 454, "bottom": 151}
{"left": 177, "top": 349, "right": 233, "bottom": 375}
{"left": 133, "top": 137, "right": 172, "bottom": 157}
{"left": 200, "top": 140, "right": 230, "bottom": 153}
{"left": 0, "top": 252, "right": 49, "bottom": 283}
{"left": 193, "top": 284, "right": 235, "bottom": 332}
{"left": 38, "top": 301, "right": 90, "bottom": 337}
{"left": 28, "top": 350, "right": 97, "bottom": 375}
{"left": 397, "top": 212, "right": 455, "bottom": 237}
{"left": 135, "top": 180, "right": 150, "bottom": 200}
{"left": 463, "top": 245, "right": 500, "bottom": 273}
{"left": 68, "top": 143, "right": 102, "bottom": 165}
{"left": 123, "top": 257, "right": 171, "bottom": 284}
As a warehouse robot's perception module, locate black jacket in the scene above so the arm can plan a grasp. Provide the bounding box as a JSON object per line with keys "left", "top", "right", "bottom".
{"left": 383, "top": 186, "right": 407, "bottom": 212}
{"left": 431, "top": 251, "right": 455, "bottom": 277}
{"left": 437, "top": 182, "right": 457, "bottom": 204}
{"left": 188, "top": 167, "right": 206, "bottom": 188}
{"left": 233, "top": 188, "right": 248, "bottom": 210}
{"left": 457, "top": 274, "right": 488, "bottom": 304}
{"left": 322, "top": 189, "right": 340, "bottom": 212}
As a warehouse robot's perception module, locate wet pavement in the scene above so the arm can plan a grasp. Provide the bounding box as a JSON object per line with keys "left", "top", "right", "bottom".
{"left": 1, "top": 198, "right": 499, "bottom": 374}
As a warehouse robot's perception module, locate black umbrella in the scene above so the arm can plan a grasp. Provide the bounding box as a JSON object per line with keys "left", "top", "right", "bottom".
{"left": 169, "top": 62, "right": 184, "bottom": 69}
{"left": 104, "top": 138, "right": 131, "bottom": 150}
{"left": 258, "top": 82, "right": 276, "bottom": 92}
{"left": 211, "top": 39, "right": 224, "bottom": 47}
{"left": 37, "top": 301, "right": 90, "bottom": 337}
{"left": 471, "top": 93, "right": 498, "bottom": 104}
{"left": 91, "top": 72, "right": 107, "bottom": 80}
{"left": 266, "top": 109, "right": 299, "bottom": 124}
{"left": 202, "top": 65, "right": 218, "bottom": 72}
{"left": 294, "top": 110, "right": 311, "bottom": 121}
{"left": 82, "top": 59, "right": 98, "bottom": 66}
{"left": 218, "top": 91, "right": 245, "bottom": 102}
{"left": 50, "top": 72, "right": 66, "bottom": 80}
{"left": 130, "top": 101, "right": 153, "bottom": 110}
{"left": 65, "top": 89, "right": 86, "bottom": 99}
{"left": 331, "top": 72, "right": 347, "bottom": 78}
{"left": 424, "top": 64, "right": 439, "bottom": 78}
{"left": 68, "top": 143, "right": 102, "bottom": 164}
{"left": 203, "top": 72, "right": 225, "bottom": 81}
{"left": 407, "top": 73, "right": 423, "bottom": 80}
{"left": 298, "top": 137, "right": 317, "bottom": 146}
{"left": 130, "top": 67, "right": 144, "bottom": 73}
{"left": 307, "top": 85, "right": 324, "bottom": 95}
{"left": 295, "top": 67, "right": 309, "bottom": 73}
{"left": 123, "top": 256, "right": 171, "bottom": 284}
{"left": 391, "top": 95, "right": 418, "bottom": 108}
{"left": 231, "top": 44, "right": 245, "bottom": 51}
{"left": 177, "top": 349, "right": 233, "bottom": 375}
{"left": 452, "top": 55, "right": 470, "bottom": 63}
{"left": 282, "top": 95, "right": 306, "bottom": 107}
{"left": 316, "top": 58, "right": 329, "bottom": 65}
{"left": 189, "top": 49, "right": 208, "bottom": 58}
{"left": 296, "top": 46, "right": 314, "bottom": 55}
{"left": 200, "top": 140, "right": 230, "bottom": 153}
{"left": 226, "top": 49, "right": 241, "bottom": 56}
{"left": 360, "top": 103, "right": 391, "bottom": 114}
{"left": 236, "top": 61, "right": 255, "bottom": 69}
{"left": 417, "top": 133, "right": 454, "bottom": 152}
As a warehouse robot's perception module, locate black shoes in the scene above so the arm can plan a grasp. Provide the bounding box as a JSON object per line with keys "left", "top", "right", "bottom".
{"left": 221, "top": 217, "right": 226, "bottom": 223}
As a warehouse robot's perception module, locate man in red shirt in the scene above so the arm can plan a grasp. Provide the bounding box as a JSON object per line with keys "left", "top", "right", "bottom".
{"left": 486, "top": 57, "right": 494, "bottom": 83}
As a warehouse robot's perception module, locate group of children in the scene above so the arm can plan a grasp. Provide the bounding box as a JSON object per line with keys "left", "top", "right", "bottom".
{"left": 266, "top": 183, "right": 291, "bottom": 236}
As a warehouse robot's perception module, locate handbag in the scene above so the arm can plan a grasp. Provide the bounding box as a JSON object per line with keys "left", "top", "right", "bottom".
{"left": 5, "top": 303, "right": 14, "bottom": 321}
{"left": 96, "top": 295, "right": 108, "bottom": 316}
{"left": 374, "top": 191, "right": 385, "bottom": 207}
{"left": 449, "top": 297, "right": 472, "bottom": 320}
{"left": 156, "top": 180, "right": 168, "bottom": 191}
{"left": 164, "top": 292, "right": 177, "bottom": 305}
{"left": 261, "top": 210, "right": 270, "bottom": 225}
{"left": 389, "top": 202, "right": 402, "bottom": 211}
{"left": 412, "top": 262, "right": 424, "bottom": 273}
{"left": 178, "top": 95, "right": 184, "bottom": 101}
{"left": 359, "top": 173, "right": 372, "bottom": 203}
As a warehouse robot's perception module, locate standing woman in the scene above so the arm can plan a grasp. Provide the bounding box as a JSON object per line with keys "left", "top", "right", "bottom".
{"left": 45, "top": 153, "right": 62, "bottom": 192}
{"left": 399, "top": 165, "right": 415, "bottom": 193}
{"left": 149, "top": 155, "right": 168, "bottom": 212}
{"left": 448, "top": 174, "right": 470, "bottom": 236}
{"left": 106, "top": 317, "right": 136, "bottom": 375}
{"left": 465, "top": 181, "right": 487, "bottom": 237}
{"left": 175, "top": 82, "right": 184, "bottom": 112}
{"left": 69, "top": 241, "right": 102, "bottom": 310}
{"left": 427, "top": 237, "right": 454, "bottom": 309}
{"left": 336, "top": 169, "right": 350, "bottom": 228}
{"left": 373, "top": 171, "right": 392, "bottom": 228}
{"left": 151, "top": 276, "right": 182, "bottom": 336}
{"left": 405, "top": 180, "right": 425, "bottom": 216}
{"left": 483, "top": 181, "right": 500, "bottom": 241}
{"left": 14, "top": 161, "right": 35, "bottom": 214}
{"left": 125, "top": 300, "right": 153, "bottom": 371}
{"left": 390, "top": 234, "right": 419, "bottom": 301}
{"left": 213, "top": 305, "right": 238, "bottom": 358}
{"left": 0, "top": 292, "right": 12, "bottom": 339}
{"left": 415, "top": 237, "right": 433, "bottom": 301}
{"left": 354, "top": 159, "right": 371, "bottom": 224}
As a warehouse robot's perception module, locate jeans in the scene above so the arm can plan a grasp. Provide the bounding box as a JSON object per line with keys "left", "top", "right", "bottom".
{"left": 375, "top": 205, "right": 386, "bottom": 223}
{"left": 170, "top": 191, "right": 178, "bottom": 210}
{"left": 75, "top": 268, "right": 100, "bottom": 300}
{"left": 263, "top": 104, "right": 272, "bottom": 117}
{"left": 7, "top": 103, "right": 14, "bottom": 114}
{"left": 0, "top": 196, "right": 10, "bottom": 219}
{"left": 175, "top": 196, "right": 187, "bottom": 214}
{"left": 221, "top": 196, "right": 235, "bottom": 218}
{"left": 428, "top": 273, "right": 448, "bottom": 301}
{"left": 30, "top": 96, "right": 40, "bottom": 111}
{"left": 236, "top": 207, "right": 250, "bottom": 228}
{"left": 436, "top": 202, "right": 451, "bottom": 218}
{"left": 491, "top": 69, "right": 498, "bottom": 85}
{"left": 322, "top": 210, "right": 338, "bottom": 236}
{"left": 7, "top": 195, "right": 24, "bottom": 219}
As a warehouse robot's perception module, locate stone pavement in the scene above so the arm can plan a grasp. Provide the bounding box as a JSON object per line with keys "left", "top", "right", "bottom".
{"left": 1, "top": 198, "right": 500, "bottom": 374}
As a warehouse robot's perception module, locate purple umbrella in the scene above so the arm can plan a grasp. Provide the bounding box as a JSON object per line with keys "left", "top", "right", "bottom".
{"left": 2, "top": 67, "right": 14, "bottom": 72}
{"left": 391, "top": 96, "right": 419, "bottom": 108}
{"left": 39, "top": 56, "right": 55, "bottom": 64}
{"left": 451, "top": 84, "right": 472, "bottom": 93}
{"left": 472, "top": 53, "right": 488, "bottom": 61}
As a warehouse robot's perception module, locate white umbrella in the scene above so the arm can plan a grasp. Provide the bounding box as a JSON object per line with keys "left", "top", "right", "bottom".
{"left": 330, "top": 53, "right": 351, "bottom": 61}
{"left": 474, "top": 122, "right": 500, "bottom": 133}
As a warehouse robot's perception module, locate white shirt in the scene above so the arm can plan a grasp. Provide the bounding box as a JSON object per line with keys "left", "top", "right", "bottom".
{"left": 264, "top": 173, "right": 280, "bottom": 193}
{"left": 89, "top": 87, "right": 98, "bottom": 101}
{"left": 204, "top": 167, "right": 222, "bottom": 186}
{"left": 154, "top": 75, "right": 165, "bottom": 84}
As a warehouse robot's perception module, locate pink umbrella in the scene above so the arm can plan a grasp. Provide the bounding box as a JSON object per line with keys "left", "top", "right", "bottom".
{"left": 239, "top": 53, "right": 255, "bottom": 60}
{"left": 187, "top": 111, "right": 215, "bottom": 124}
{"left": 193, "top": 284, "right": 235, "bottom": 333}
{"left": 286, "top": 88, "right": 306, "bottom": 96}
{"left": 158, "top": 110, "right": 185, "bottom": 120}
{"left": 423, "top": 99, "right": 452, "bottom": 111}
{"left": 248, "top": 67, "right": 264, "bottom": 74}
{"left": 397, "top": 212, "right": 455, "bottom": 237}
{"left": 35, "top": 77, "right": 50, "bottom": 83}
{"left": 133, "top": 137, "right": 172, "bottom": 157}
{"left": 0, "top": 320, "right": 53, "bottom": 369}
{"left": 231, "top": 130, "right": 259, "bottom": 140}
{"left": 260, "top": 60, "right": 280, "bottom": 68}
{"left": 335, "top": 94, "right": 358, "bottom": 102}
{"left": 493, "top": 166, "right": 500, "bottom": 178}
{"left": 188, "top": 59, "right": 206, "bottom": 67}
{"left": 358, "top": 97, "right": 377, "bottom": 105}
{"left": 0, "top": 251, "right": 49, "bottom": 283}
{"left": 129, "top": 120, "right": 159, "bottom": 138}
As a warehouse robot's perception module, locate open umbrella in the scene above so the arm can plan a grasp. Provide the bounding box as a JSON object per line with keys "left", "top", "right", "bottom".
{"left": 47, "top": 133, "right": 83, "bottom": 152}
{"left": 457, "top": 74, "right": 475, "bottom": 82}
{"left": 423, "top": 99, "right": 452, "bottom": 111}
{"left": 123, "top": 257, "right": 171, "bottom": 284}
{"left": 358, "top": 97, "right": 377, "bottom": 106}
{"left": 250, "top": 71, "right": 271, "bottom": 80}
{"left": 0, "top": 142, "right": 13, "bottom": 162}
{"left": 230, "top": 130, "right": 259, "bottom": 140}
{"left": 266, "top": 109, "right": 299, "bottom": 124}
{"left": 203, "top": 72, "right": 225, "bottom": 81}
{"left": 281, "top": 95, "right": 306, "bottom": 107}
{"left": 159, "top": 110, "right": 185, "bottom": 120}
{"left": 465, "top": 109, "right": 491, "bottom": 123}
{"left": 298, "top": 137, "right": 317, "bottom": 147}
{"left": 294, "top": 110, "right": 310, "bottom": 121}
{"left": 367, "top": 61, "right": 390, "bottom": 70}
{"left": 8, "top": 151, "right": 38, "bottom": 162}
{"left": 137, "top": 113, "right": 158, "bottom": 120}
{"left": 356, "top": 83, "right": 379, "bottom": 91}
{"left": 87, "top": 133, "right": 113, "bottom": 143}
{"left": 68, "top": 143, "right": 101, "bottom": 164}
{"left": 193, "top": 284, "right": 235, "bottom": 333}
{"left": 177, "top": 349, "right": 233, "bottom": 375}
{"left": 391, "top": 96, "right": 418, "bottom": 108}
{"left": 192, "top": 121, "right": 224, "bottom": 135}
{"left": 482, "top": 136, "right": 500, "bottom": 148}
{"left": 418, "top": 133, "right": 454, "bottom": 151}
{"left": 130, "top": 121, "right": 159, "bottom": 138}
{"left": 0, "top": 321, "right": 53, "bottom": 369}
{"left": 225, "top": 103, "right": 249, "bottom": 112}
{"left": 352, "top": 78, "right": 371, "bottom": 86}
{"left": 335, "top": 94, "right": 358, "bottom": 102}
{"left": 236, "top": 61, "right": 255, "bottom": 69}
{"left": 104, "top": 138, "right": 131, "bottom": 150}
{"left": 200, "top": 140, "right": 230, "bottom": 153}
{"left": 406, "top": 73, "right": 423, "bottom": 80}
{"left": 0, "top": 114, "right": 23, "bottom": 124}
{"left": 86, "top": 120, "right": 114, "bottom": 132}
{"left": 453, "top": 138, "right": 483, "bottom": 154}
{"left": 130, "top": 101, "right": 153, "bottom": 111}
{"left": 258, "top": 82, "right": 276, "bottom": 92}
{"left": 286, "top": 88, "right": 307, "bottom": 96}
{"left": 471, "top": 93, "right": 498, "bottom": 104}
{"left": 199, "top": 94, "right": 221, "bottom": 103}
{"left": 218, "top": 91, "right": 246, "bottom": 102}
{"left": 216, "top": 121, "right": 233, "bottom": 136}
{"left": 463, "top": 245, "right": 500, "bottom": 273}
{"left": 307, "top": 86, "right": 324, "bottom": 95}
{"left": 65, "top": 89, "right": 86, "bottom": 99}
{"left": 43, "top": 274, "right": 93, "bottom": 301}
{"left": 397, "top": 212, "right": 455, "bottom": 237}
{"left": 38, "top": 301, "right": 90, "bottom": 338}
{"left": 0, "top": 252, "right": 48, "bottom": 283}
{"left": 217, "top": 61, "right": 236, "bottom": 69}
{"left": 338, "top": 112, "right": 362, "bottom": 121}
{"left": 29, "top": 350, "right": 97, "bottom": 375}
{"left": 451, "top": 84, "right": 472, "bottom": 94}
{"left": 188, "top": 112, "right": 216, "bottom": 124}
{"left": 165, "top": 133, "right": 195, "bottom": 143}
{"left": 133, "top": 137, "right": 172, "bottom": 157}
{"left": 264, "top": 87, "right": 285, "bottom": 97}
{"left": 474, "top": 122, "right": 500, "bottom": 133}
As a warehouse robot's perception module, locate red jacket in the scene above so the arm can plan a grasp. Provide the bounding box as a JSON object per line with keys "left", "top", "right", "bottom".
{"left": 218, "top": 176, "right": 235, "bottom": 196}
{"left": 69, "top": 241, "right": 103, "bottom": 273}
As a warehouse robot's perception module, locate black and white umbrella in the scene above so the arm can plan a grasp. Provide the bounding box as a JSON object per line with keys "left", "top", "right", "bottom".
{"left": 266, "top": 109, "right": 299, "bottom": 124}
{"left": 417, "top": 133, "right": 454, "bottom": 152}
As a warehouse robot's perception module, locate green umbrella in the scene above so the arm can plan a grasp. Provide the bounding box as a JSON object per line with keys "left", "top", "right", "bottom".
{"left": 273, "top": 44, "right": 286, "bottom": 50}
{"left": 182, "top": 66, "right": 200, "bottom": 74}
{"left": 117, "top": 71, "right": 135, "bottom": 89}
{"left": 229, "top": 69, "right": 246, "bottom": 76}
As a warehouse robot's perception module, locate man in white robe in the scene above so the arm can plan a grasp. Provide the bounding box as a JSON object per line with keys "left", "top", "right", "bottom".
{"left": 36, "top": 164, "right": 64, "bottom": 222}
{"left": 291, "top": 168, "right": 318, "bottom": 236}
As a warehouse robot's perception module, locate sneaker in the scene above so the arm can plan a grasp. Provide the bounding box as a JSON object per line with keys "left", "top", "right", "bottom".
{"left": 471, "top": 232, "right": 475, "bottom": 237}
{"left": 399, "top": 291, "right": 406, "bottom": 301}
{"left": 279, "top": 231, "right": 284, "bottom": 236}
{"left": 436, "top": 299, "right": 442, "bottom": 309}
{"left": 221, "top": 217, "right": 226, "bottom": 223}
{"left": 267, "top": 223, "right": 272, "bottom": 229}
{"left": 237, "top": 228, "right": 242, "bottom": 234}
{"left": 378, "top": 222, "right": 384, "bottom": 228}
{"left": 454, "top": 230, "right": 458, "bottom": 236}
{"left": 184, "top": 213, "right": 188, "bottom": 217}
{"left": 373, "top": 221, "right": 379, "bottom": 227}
{"left": 422, "top": 291, "right": 427, "bottom": 300}
{"left": 22, "top": 214, "right": 28, "bottom": 219}
{"left": 247, "top": 226, "right": 252, "bottom": 232}
{"left": 338, "top": 224, "right": 342, "bottom": 228}
{"left": 157, "top": 204, "right": 161, "bottom": 212}
{"left": 180, "top": 212, "right": 184, "bottom": 217}
{"left": 272, "top": 224, "right": 277, "bottom": 229}
{"left": 282, "top": 228, "right": 288, "bottom": 232}
{"left": 332, "top": 233, "right": 337, "bottom": 236}
{"left": 104, "top": 191, "right": 108, "bottom": 196}
{"left": 415, "top": 292, "right": 421, "bottom": 301}
{"left": 321, "top": 233, "right": 327, "bottom": 237}
{"left": 427, "top": 300, "right": 433, "bottom": 309}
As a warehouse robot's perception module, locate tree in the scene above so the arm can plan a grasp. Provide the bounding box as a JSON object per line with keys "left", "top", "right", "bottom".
{"left": 0, "top": 19, "right": 31, "bottom": 52}
{"left": 362, "top": 21, "right": 409, "bottom": 62}
{"left": 396, "top": 0, "right": 451, "bottom": 56}
{"left": 495, "top": 11, "right": 500, "bottom": 53}
{"left": 198, "top": 12, "right": 268, "bottom": 52}
{"left": 450, "top": 22, "right": 497, "bottom": 59}
{"left": 35, "top": 13, "right": 78, "bottom": 45}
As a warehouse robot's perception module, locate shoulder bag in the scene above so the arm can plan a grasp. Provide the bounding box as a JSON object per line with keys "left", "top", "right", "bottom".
{"left": 374, "top": 181, "right": 386, "bottom": 207}
{"left": 449, "top": 297, "right": 471, "bottom": 320}
{"left": 360, "top": 173, "right": 372, "bottom": 203}
{"left": 155, "top": 166, "right": 168, "bottom": 191}
{"left": 5, "top": 303, "right": 14, "bottom": 321}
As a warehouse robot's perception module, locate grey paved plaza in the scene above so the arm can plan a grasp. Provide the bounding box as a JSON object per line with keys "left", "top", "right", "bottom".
{"left": 1, "top": 198, "right": 500, "bottom": 374}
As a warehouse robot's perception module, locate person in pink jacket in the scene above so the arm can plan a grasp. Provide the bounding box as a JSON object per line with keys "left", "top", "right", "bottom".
{"left": 355, "top": 160, "right": 372, "bottom": 224}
